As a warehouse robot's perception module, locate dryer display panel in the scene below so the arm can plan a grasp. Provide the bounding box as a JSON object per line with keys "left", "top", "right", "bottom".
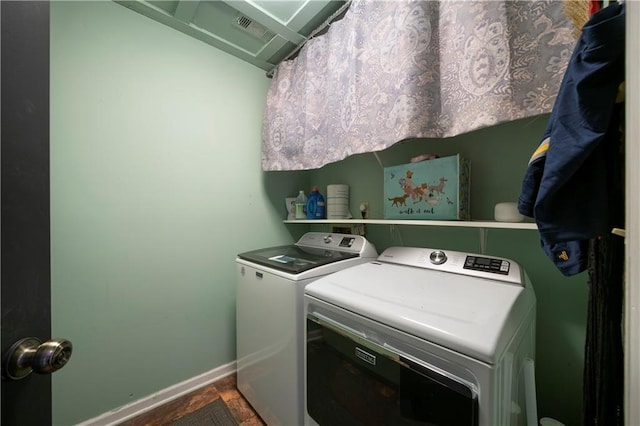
{"left": 463, "top": 255, "right": 510, "bottom": 275}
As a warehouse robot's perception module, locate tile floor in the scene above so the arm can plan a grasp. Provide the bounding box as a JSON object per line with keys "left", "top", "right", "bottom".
{"left": 117, "top": 374, "right": 265, "bottom": 426}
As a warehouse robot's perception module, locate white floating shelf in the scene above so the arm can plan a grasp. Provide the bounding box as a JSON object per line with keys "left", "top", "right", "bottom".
{"left": 283, "top": 219, "right": 537, "bottom": 230}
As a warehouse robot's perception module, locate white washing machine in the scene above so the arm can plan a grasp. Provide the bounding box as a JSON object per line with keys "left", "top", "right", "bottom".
{"left": 236, "top": 232, "right": 378, "bottom": 426}
{"left": 304, "top": 246, "right": 537, "bottom": 426}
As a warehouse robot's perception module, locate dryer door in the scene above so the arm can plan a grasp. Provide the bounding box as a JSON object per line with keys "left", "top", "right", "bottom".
{"left": 306, "top": 314, "right": 479, "bottom": 426}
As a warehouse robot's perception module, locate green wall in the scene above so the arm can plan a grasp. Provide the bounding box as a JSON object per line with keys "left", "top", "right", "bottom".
{"left": 51, "top": 2, "right": 588, "bottom": 425}
{"left": 50, "top": 2, "right": 305, "bottom": 424}
{"left": 300, "top": 117, "right": 589, "bottom": 425}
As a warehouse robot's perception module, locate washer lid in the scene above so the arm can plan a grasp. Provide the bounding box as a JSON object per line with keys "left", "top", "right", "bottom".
{"left": 237, "top": 233, "right": 377, "bottom": 275}
{"left": 305, "top": 260, "right": 535, "bottom": 364}
{"left": 237, "top": 245, "right": 358, "bottom": 275}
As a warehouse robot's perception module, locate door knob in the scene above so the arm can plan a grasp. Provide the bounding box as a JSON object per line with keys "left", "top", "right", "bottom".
{"left": 2, "top": 337, "right": 73, "bottom": 380}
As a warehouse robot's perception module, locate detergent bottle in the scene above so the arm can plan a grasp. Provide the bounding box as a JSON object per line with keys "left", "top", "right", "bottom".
{"left": 306, "top": 187, "right": 326, "bottom": 219}
{"left": 295, "top": 190, "right": 307, "bottom": 219}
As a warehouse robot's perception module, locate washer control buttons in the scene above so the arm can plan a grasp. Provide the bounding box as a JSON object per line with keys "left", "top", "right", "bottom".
{"left": 339, "top": 237, "right": 355, "bottom": 247}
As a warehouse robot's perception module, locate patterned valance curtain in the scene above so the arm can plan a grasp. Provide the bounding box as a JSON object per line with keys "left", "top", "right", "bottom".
{"left": 262, "top": 0, "right": 576, "bottom": 171}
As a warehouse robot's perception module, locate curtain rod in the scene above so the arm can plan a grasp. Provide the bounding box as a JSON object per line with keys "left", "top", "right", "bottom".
{"left": 266, "top": 0, "right": 352, "bottom": 78}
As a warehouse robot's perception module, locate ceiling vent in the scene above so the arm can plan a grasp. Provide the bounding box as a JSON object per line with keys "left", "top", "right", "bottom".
{"left": 234, "top": 14, "right": 276, "bottom": 42}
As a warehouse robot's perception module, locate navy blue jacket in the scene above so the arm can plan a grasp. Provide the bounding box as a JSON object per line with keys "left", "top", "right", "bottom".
{"left": 518, "top": 3, "right": 625, "bottom": 276}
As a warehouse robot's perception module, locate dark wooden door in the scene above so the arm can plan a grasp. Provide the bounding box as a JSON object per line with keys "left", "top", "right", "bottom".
{"left": 1, "top": 1, "right": 52, "bottom": 424}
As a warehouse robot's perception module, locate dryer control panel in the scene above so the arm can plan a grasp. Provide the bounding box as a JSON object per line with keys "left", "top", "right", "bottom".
{"left": 463, "top": 256, "right": 510, "bottom": 275}
{"left": 377, "top": 246, "right": 523, "bottom": 285}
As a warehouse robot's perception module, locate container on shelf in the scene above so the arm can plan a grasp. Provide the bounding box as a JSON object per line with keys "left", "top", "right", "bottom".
{"left": 295, "top": 190, "right": 307, "bottom": 219}
{"left": 326, "top": 184, "right": 351, "bottom": 219}
{"left": 306, "top": 187, "right": 326, "bottom": 219}
{"left": 383, "top": 154, "right": 470, "bottom": 220}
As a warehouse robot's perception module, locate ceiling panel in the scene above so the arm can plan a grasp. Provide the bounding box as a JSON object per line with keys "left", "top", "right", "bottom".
{"left": 115, "top": 0, "right": 348, "bottom": 73}
{"left": 251, "top": 1, "right": 305, "bottom": 22}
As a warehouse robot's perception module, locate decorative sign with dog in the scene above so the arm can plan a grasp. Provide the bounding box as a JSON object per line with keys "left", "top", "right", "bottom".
{"left": 383, "top": 154, "right": 470, "bottom": 220}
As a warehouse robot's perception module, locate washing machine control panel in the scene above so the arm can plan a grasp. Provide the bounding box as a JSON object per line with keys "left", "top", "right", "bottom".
{"left": 339, "top": 237, "right": 356, "bottom": 248}
{"left": 464, "top": 255, "right": 510, "bottom": 275}
{"left": 296, "top": 232, "right": 378, "bottom": 257}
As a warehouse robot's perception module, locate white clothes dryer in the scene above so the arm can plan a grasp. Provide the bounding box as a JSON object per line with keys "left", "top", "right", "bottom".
{"left": 236, "top": 232, "right": 377, "bottom": 426}
{"left": 304, "top": 246, "right": 537, "bottom": 426}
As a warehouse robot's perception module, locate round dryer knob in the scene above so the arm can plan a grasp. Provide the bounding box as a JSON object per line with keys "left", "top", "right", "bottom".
{"left": 429, "top": 250, "right": 447, "bottom": 265}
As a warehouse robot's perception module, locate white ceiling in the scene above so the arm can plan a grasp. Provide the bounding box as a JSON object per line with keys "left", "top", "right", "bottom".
{"left": 115, "top": 0, "right": 348, "bottom": 73}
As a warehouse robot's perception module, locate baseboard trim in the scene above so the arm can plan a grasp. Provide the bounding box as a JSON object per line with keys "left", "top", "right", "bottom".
{"left": 77, "top": 361, "right": 237, "bottom": 426}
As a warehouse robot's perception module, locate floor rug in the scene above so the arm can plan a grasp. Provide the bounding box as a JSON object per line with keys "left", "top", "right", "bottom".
{"left": 168, "top": 398, "right": 238, "bottom": 426}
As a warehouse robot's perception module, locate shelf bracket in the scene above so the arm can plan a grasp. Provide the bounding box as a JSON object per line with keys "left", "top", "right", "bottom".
{"left": 479, "top": 228, "right": 488, "bottom": 254}
{"left": 373, "top": 152, "right": 385, "bottom": 169}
